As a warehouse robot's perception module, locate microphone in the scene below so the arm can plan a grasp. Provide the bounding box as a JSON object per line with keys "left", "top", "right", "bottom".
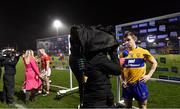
{"left": 120, "top": 50, "right": 129, "bottom": 66}
{"left": 122, "top": 49, "right": 129, "bottom": 57}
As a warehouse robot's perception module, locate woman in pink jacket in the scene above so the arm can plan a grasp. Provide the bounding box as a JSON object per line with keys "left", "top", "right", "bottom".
{"left": 22, "top": 50, "right": 42, "bottom": 103}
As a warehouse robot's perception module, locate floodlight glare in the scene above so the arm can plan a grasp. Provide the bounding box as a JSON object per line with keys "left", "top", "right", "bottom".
{"left": 53, "top": 20, "right": 62, "bottom": 28}
{"left": 53, "top": 20, "right": 63, "bottom": 36}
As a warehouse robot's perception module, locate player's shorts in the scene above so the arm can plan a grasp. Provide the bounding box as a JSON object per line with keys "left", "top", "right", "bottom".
{"left": 41, "top": 68, "right": 51, "bottom": 77}
{"left": 122, "top": 81, "right": 149, "bottom": 102}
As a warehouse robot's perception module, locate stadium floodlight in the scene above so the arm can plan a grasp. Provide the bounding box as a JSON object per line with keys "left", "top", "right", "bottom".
{"left": 53, "top": 20, "right": 63, "bottom": 36}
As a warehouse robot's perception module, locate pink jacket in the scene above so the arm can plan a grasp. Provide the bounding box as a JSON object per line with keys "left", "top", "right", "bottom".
{"left": 23, "top": 57, "right": 42, "bottom": 90}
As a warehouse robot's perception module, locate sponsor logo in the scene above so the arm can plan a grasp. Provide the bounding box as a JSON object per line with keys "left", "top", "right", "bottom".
{"left": 128, "top": 59, "right": 135, "bottom": 64}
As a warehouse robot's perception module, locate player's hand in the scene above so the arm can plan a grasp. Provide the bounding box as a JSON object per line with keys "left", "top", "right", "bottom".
{"left": 120, "top": 58, "right": 125, "bottom": 66}
{"left": 140, "top": 75, "right": 151, "bottom": 82}
{"left": 122, "top": 81, "right": 128, "bottom": 88}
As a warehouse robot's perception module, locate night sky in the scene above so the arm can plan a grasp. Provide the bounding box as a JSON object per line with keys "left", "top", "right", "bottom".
{"left": 0, "top": 0, "right": 180, "bottom": 51}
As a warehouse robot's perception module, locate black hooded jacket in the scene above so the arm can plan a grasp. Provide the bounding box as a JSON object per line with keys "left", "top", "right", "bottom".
{"left": 70, "top": 25, "right": 121, "bottom": 107}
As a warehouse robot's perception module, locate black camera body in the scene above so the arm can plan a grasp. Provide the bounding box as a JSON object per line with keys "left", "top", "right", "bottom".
{"left": 1, "top": 48, "right": 16, "bottom": 57}
{"left": 0, "top": 48, "right": 21, "bottom": 67}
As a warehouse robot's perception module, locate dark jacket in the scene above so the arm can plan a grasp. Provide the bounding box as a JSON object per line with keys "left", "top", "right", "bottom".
{"left": 70, "top": 25, "right": 121, "bottom": 108}
{"left": 83, "top": 51, "right": 121, "bottom": 107}
{"left": 3, "top": 56, "right": 19, "bottom": 75}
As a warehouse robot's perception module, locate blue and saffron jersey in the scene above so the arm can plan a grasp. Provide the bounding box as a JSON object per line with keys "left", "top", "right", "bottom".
{"left": 121, "top": 47, "right": 155, "bottom": 84}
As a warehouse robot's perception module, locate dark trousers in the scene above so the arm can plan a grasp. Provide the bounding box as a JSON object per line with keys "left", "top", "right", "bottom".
{"left": 3, "top": 74, "right": 15, "bottom": 104}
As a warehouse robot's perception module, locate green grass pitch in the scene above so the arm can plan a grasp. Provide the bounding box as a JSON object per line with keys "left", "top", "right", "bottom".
{"left": 0, "top": 55, "right": 180, "bottom": 108}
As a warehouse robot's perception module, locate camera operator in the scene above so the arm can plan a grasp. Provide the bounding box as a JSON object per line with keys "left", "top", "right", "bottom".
{"left": 0, "top": 48, "right": 20, "bottom": 105}
{"left": 70, "top": 25, "right": 121, "bottom": 108}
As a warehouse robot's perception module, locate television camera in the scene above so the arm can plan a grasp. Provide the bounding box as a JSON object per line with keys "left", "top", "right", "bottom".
{"left": 0, "top": 48, "right": 22, "bottom": 65}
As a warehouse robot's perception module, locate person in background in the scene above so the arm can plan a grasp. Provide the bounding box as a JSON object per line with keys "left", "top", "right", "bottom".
{"left": 38, "top": 48, "right": 51, "bottom": 96}
{"left": 1, "top": 48, "right": 20, "bottom": 105}
{"left": 120, "top": 32, "right": 157, "bottom": 109}
{"left": 22, "top": 50, "right": 42, "bottom": 103}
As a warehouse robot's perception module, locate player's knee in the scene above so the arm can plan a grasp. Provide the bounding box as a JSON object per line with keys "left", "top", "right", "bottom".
{"left": 138, "top": 101, "right": 147, "bottom": 109}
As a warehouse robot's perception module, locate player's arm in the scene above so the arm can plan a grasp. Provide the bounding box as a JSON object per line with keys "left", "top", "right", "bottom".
{"left": 147, "top": 57, "right": 157, "bottom": 77}
{"left": 141, "top": 54, "right": 157, "bottom": 82}
{"left": 46, "top": 60, "right": 50, "bottom": 71}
